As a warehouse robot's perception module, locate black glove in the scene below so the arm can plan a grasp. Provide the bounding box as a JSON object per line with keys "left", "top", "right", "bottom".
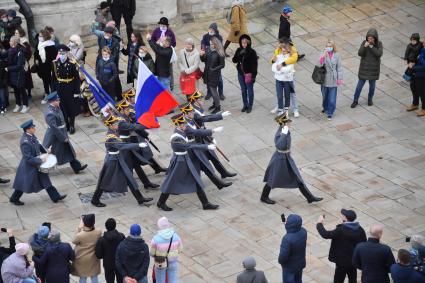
{"left": 234, "top": 31, "right": 240, "bottom": 36}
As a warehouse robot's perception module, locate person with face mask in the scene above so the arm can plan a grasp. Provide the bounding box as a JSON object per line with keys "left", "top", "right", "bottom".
{"left": 68, "top": 34, "right": 85, "bottom": 66}
{"left": 14, "top": 27, "right": 34, "bottom": 101}
{"left": 52, "top": 45, "right": 81, "bottom": 134}
{"left": 96, "top": 46, "right": 120, "bottom": 102}
{"left": 178, "top": 38, "right": 201, "bottom": 96}
{"left": 34, "top": 29, "right": 57, "bottom": 104}
{"left": 316, "top": 40, "right": 343, "bottom": 120}
{"left": 132, "top": 45, "right": 155, "bottom": 79}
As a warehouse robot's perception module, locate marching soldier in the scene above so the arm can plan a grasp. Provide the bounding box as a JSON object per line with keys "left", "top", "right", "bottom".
{"left": 10, "top": 120, "right": 67, "bottom": 206}
{"left": 157, "top": 113, "right": 219, "bottom": 211}
{"left": 261, "top": 113, "right": 323, "bottom": 204}
{"left": 91, "top": 115, "right": 153, "bottom": 207}
{"left": 52, "top": 44, "right": 81, "bottom": 134}
{"left": 43, "top": 92, "right": 88, "bottom": 174}
{"left": 188, "top": 90, "right": 237, "bottom": 179}
{"left": 179, "top": 102, "right": 232, "bottom": 189}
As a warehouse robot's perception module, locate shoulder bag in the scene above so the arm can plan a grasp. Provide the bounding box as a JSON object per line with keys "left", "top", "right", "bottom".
{"left": 153, "top": 234, "right": 174, "bottom": 269}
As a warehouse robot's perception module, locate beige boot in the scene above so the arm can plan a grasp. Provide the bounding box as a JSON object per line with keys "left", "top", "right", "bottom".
{"left": 416, "top": 109, "right": 425, "bottom": 117}
{"left": 406, "top": 104, "right": 419, "bottom": 111}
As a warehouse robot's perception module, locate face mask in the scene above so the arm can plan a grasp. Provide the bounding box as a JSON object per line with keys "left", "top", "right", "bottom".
{"left": 102, "top": 56, "right": 110, "bottom": 61}
{"left": 326, "top": 47, "right": 333, "bottom": 52}
{"left": 186, "top": 47, "right": 193, "bottom": 52}
{"left": 104, "top": 35, "right": 111, "bottom": 40}
{"left": 69, "top": 42, "right": 76, "bottom": 47}
{"left": 139, "top": 52, "right": 146, "bottom": 58}
{"left": 208, "top": 31, "right": 214, "bottom": 36}
{"left": 59, "top": 54, "right": 67, "bottom": 62}
{"left": 159, "top": 42, "right": 163, "bottom": 47}
{"left": 2, "top": 18, "right": 7, "bottom": 23}
{"left": 160, "top": 26, "right": 167, "bottom": 32}
{"left": 39, "top": 37, "right": 44, "bottom": 42}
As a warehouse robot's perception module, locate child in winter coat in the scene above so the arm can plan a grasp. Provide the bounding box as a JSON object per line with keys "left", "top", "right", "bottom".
{"left": 403, "top": 33, "right": 423, "bottom": 81}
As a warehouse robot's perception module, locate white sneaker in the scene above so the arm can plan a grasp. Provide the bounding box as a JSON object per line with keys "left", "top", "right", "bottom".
{"left": 294, "top": 111, "right": 300, "bottom": 118}
{"left": 276, "top": 109, "right": 284, "bottom": 116}
{"left": 12, "top": 105, "right": 21, "bottom": 113}
{"left": 20, "top": 106, "right": 29, "bottom": 113}
{"left": 270, "top": 106, "right": 278, "bottom": 114}
{"left": 41, "top": 98, "right": 47, "bottom": 104}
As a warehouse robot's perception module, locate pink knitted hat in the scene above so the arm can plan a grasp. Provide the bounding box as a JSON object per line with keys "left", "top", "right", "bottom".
{"left": 16, "top": 243, "right": 30, "bottom": 256}
{"left": 157, "top": 217, "right": 170, "bottom": 230}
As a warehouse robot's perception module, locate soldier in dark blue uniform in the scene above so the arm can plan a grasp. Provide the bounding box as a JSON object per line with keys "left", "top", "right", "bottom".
{"left": 115, "top": 99, "right": 160, "bottom": 189}
{"left": 10, "top": 120, "right": 67, "bottom": 206}
{"left": 179, "top": 102, "right": 232, "bottom": 190}
{"left": 157, "top": 114, "right": 219, "bottom": 211}
{"left": 42, "top": 92, "right": 87, "bottom": 174}
{"left": 91, "top": 115, "right": 153, "bottom": 207}
{"left": 188, "top": 91, "right": 237, "bottom": 179}
{"left": 52, "top": 44, "right": 81, "bottom": 134}
{"left": 261, "top": 113, "right": 323, "bottom": 204}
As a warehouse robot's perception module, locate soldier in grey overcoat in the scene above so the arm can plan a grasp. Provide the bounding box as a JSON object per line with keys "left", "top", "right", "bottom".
{"left": 179, "top": 102, "right": 232, "bottom": 190}
{"left": 157, "top": 113, "right": 219, "bottom": 212}
{"left": 90, "top": 115, "right": 153, "bottom": 207}
{"left": 10, "top": 120, "right": 67, "bottom": 206}
{"left": 42, "top": 92, "right": 87, "bottom": 174}
{"left": 261, "top": 113, "right": 323, "bottom": 204}
{"left": 188, "top": 91, "right": 237, "bottom": 179}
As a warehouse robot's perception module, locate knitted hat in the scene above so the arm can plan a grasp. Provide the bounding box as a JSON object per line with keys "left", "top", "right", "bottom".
{"left": 7, "top": 9, "right": 16, "bottom": 18}
{"left": 16, "top": 243, "right": 30, "bottom": 256}
{"left": 83, "top": 214, "right": 95, "bottom": 228}
{"left": 105, "top": 218, "right": 116, "bottom": 231}
{"left": 282, "top": 5, "right": 293, "bottom": 14}
{"left": 104, "top": 26, "right": 114, "bottom": 34}
{"left": 130, "top": 224, "right": 141, "bottom": 236}
{"left": 37, "top": 226, "right": 50, "bottom": 239}
{"left": 242, "top": 256, "right": 256, "bottom": 270}
{"left": 157, "top": 217, "right": 170, "bottom": 230}
{"left": 209, "top": 22, "right": 218, "bottom": 31}
{"left": 48, "top": 230, "right": 61, "bottom": 243}
{"left": 100, "top": 1, "right": 109, "bottom": 10}
{"left": 410, "top": 33, "right": 420, "bottom": 41}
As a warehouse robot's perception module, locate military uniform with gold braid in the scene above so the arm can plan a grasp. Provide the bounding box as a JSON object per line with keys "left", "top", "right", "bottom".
{"left": 261, "top": 113, "right": 323, "bottom": 205}
{"left": 157, "top": 113, "right": 220, "bottom": 211}
{"left": 91, "top": 115, "right": 153, "bottom": 207}
{"left": 52, "top": 44, "right": 81, "bottom": 134}
{"left": 188, "top": 90, "right": 237, "bottom": 179}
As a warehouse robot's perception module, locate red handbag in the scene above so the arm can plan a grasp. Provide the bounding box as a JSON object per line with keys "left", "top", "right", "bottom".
{"left": 180, "top": 73, "right": 196, "bottom": 95}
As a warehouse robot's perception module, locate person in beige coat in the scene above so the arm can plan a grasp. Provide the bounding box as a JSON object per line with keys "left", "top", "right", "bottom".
{"left": 178, "top": 38, "right": 201, "bottom": 95}
{"left": 224, "top": 0, "right": 248, "bottom": 55}
{"left": 72, "top": 214, "right": 102, "bottom": 283}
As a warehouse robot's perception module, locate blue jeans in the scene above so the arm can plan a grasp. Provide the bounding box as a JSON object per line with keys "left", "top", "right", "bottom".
{"left": 282, "top": 269, "right": 303, "bottom": 283}
{"left": 158, "top": 76, "right": 171, "bottom": 92}
{"left": 353, "top": 79, "right": 376, "bottom": 102}
{"left": 155, "top": 261, "right": 178, "bottom": 283}
{"left": 22, "top": 278, "right": 37, "bottom": 283}
{"left": 79, "top": 276, "right": 99, "bottom": 283}
{"left": 207, "top": 72, "right": 223, "bottom": 98}
{"left": 237, "top": 73, "right": 254, "bottom": 107}
{"left": 321, "top": 86, "right": 338, "bottom": 117}
{"left": 137, "top": 276, "right": 148, "bottom": 283}
{"left": 276, "top": 80, "right": 292, "bottom": 109}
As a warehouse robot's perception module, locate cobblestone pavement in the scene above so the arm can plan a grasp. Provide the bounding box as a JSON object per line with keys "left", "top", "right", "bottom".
{"left": 1, "top": 0, "right": 425, "bottom": 282}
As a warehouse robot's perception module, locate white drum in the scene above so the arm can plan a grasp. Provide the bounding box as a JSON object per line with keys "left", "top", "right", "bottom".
{"left": 39, "top": 153, "right": 57, "bottom": 173}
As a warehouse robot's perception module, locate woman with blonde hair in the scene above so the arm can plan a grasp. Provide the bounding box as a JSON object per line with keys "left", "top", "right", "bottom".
{"left": 178, "top": 37, "right": 200, "bottom": 96}
{"left": 200, "top": 36, "right": 225, "bottom": 113}
{"left": 68, "top": 34, "right": 85, "bottom": 65}
{"left": 316, "top": 40, "right": 343, "bottom": 120}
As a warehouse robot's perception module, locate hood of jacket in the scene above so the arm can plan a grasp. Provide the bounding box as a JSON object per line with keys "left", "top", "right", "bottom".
{"left": 342, "top": 222, "right": 360, "bottom": 230}
{"left": 121, "top": 236, "right": 147, "bottom": 257}
{"left": 238, "top": 34, "right": 252, "bottom": 48}
{"left": 242, "top": 256, "right": 256, "bottom": 270}
{"left": 285, "top": 214, "right": 302, "bottom": 233}
{"left": 410, "top": 33, "right": 420, "bottom": 41}
{"left": 366, "top": 28, "right": 379, "bottom": 42}
{"left": 103, "top": 229, "right": 124, "bottom": 243}
{"left": 29, "top": 233, "right": 49, "bottom": 253}
{"left": 158, "top": 227, "right": 175, "bottom": 240}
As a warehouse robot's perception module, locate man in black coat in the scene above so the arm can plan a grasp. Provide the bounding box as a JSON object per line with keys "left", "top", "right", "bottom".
{"left": 352, "top": 224, "right": 395, "bottom": 283}
{"left": 146, "top": 34, "right": 173, "bottom": 91}
{"left": 316, "top": 209, "right": 367, "bottom": 283}
{"left": 278, "top": 5, "right": 304, "bottom": 60}
{"left": 0, "top": 228, "right": 15, "bottom": 283}
{"left": 107, "top": 0, "right": 135, "bottom": 42}
{"left": 115, "top": 224, "right": 149, "bottom": 283}
{"left": 95, "top": 218, "right": 125, "bottom": 283}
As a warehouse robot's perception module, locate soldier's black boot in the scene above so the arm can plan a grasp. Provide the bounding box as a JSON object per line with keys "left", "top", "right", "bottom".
{"left": 0, "top": 177, "right": 10, "bottom": 184}
{"left": 196, "top": 187, "right": 219, "bottom": 210}
{"left": 209, "top": 157, "right": 237, "bottom": 178}
{"left": 70, "top": 159, "right": 88, "bottom": 174}
{"left": 69, "top": 117, "right": 75, "bottom": 134}
{"left": 134, "top": 166, "right": 159, "bottom": 189}
{"left": 46, "top": 186, "right": 67, "bottom": 203}
{"left": 150, "top": 158, "right": 167, "bottom": 174}
{"left": 299, "top": 183, "right": 323, "bottom": 203}
{"left": 260, "top": 184, "right": 276, "bottom": 205}
{"left": 9, "top": 190, "right": 24, "bottom": 206}
{"left": 91, "top": 189, "right": 106, "bottom": 207}
{"left": 131, "top": 188, "right": 153, "bottom": 205}
{"left": 157, "top": 193, "right": 172, "bottom": 211}
{"left": 203, "top": 169, "right": 232, "bottom": 190}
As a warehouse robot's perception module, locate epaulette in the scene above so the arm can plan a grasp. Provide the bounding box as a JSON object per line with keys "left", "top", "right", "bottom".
{"left": 105, "top": 133, "right": 121, "bottom": 141}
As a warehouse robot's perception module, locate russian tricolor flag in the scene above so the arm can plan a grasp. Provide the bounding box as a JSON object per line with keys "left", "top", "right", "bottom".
{"left": 135, "top": 59, "right": 179, "bottom": 128}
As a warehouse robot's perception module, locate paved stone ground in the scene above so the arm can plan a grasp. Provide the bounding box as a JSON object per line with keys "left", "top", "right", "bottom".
{"left": 1, "top": 0, "right": 425, "bottom": 282}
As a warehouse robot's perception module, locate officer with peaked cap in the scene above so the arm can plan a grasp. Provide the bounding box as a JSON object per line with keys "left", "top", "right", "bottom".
{"left": 10, "top": 120, "right": 66, "bottom": 206}
{"left": 261, "top": 113, "right": 323, "bottom": 204}
{"left": 157, "top": 113, "right": 219, "bottom": 211}
{"left": 43, "top": 92, "right": 87, "bottom": 174}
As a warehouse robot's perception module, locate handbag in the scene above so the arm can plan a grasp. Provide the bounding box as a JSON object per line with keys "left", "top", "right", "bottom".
{"left": 180, "top": 52, "right": 197, "bottom": 95}
{"left": 170, "top": 47, "right": 177, "bottom": 64}
{"left": 312, "top": 65, "right": 326, "bottom": 85}
{"left": 244, "top": 73, "right": 253, "bottom": 84}
{"left": 153, "top": 235, "right": 174, "bottom": 269}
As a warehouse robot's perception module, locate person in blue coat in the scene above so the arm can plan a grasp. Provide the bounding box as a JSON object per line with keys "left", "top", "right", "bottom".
{"left": 33, "top": 231, "right": 75, "bottom": 283}
{"left": 42, "top": 92, "right": 87, "bottom": 174}
{"left": 10, "top": 120, "right": 67, "bottom": 206}
{"left": 391, "top": 249, "right": 425, "bottom": 283}
{"left": 278, "top": 214, "right": 307, "bottom": 283}
{"left": 261, "top": 113, "right": 322, "bottom": 204}
{"left": 157, "top": 113, "right": 219, "bottom": 211}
